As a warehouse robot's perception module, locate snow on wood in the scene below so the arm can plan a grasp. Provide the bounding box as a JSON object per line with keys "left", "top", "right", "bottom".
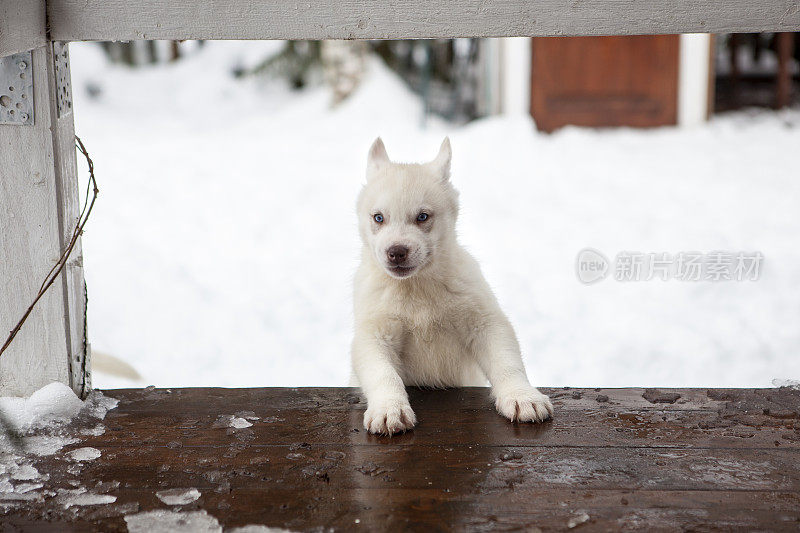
{"left": 66, "top": 447, "right": 101, "bottom": 462}
{"left": 0, "top": 383, "right": 118, "bottom": 511}
{"left": 0, "top": 382, "right": 117, "bottom": 449}
{"left": 124, "top": 510, "right": 223, "bottom": 533}
{"left": 56, "top": 488, "right": 117, "bottom": 508}
{"left": 0, "top": 383, "right": 84, "bottom": 433}
{"left": 155, "top": 488, "right": 202, "bottom": 505}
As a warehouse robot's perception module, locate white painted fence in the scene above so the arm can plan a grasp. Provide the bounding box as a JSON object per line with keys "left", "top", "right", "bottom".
{"left": 1, "top": 0, "right": 798, "bottom": 396}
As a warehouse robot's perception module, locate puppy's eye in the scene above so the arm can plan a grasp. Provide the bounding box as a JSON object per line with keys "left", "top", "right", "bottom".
{"left": 416, "top": 212, "right": 429, "bottom": 222}
{"left": 373, "top": 213, "right": 384, "bottom": 223}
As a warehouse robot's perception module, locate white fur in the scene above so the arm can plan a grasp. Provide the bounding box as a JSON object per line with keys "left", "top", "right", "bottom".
{"left": 351, "top": 137, "right": 553, "bottom": 435}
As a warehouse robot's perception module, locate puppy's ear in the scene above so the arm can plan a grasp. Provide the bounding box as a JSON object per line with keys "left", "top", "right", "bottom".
{"left": 430, "top": 137, "right": 452, "bottom": 180}
{"left": 367, "top": 137, "right": 390, "bottom": 177}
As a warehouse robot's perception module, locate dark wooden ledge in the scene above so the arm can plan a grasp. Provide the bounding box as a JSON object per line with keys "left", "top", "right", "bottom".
{"left": 3, "top": 386, "right": 800, "bottom": 531}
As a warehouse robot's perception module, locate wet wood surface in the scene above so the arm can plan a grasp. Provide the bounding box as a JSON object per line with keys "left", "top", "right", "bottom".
{"left": 3, "top": 386, "right": 800, "bottom": 531}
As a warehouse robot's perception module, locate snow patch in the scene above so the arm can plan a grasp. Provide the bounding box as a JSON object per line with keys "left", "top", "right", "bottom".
{"left": 228, "top": 526, "right": 297, "bottom": 533}
{"left": 57, "top": 488, "right": 117, "bottom": 508}
{"left": 0, "top": 383, "right": 118, "bottom": 504}
{"left": 156, "top": 487, "right": 201, "bottom": 505}
{"left": 0, "top": 383, "right": 84, "bottom": 433}
{"left": 772, "top": 379, "right": 800, "bottom": 390}
{"left": 0, "top": 460, "right": 48, "bottom": 505}
{"left": 3, "top": 462, "right": 41, "bottom": 481}
{"left": 568, "top": 511, "right": 590, "bottom": 528}
{"left": 230, "top": 417, "right": 253, "bottom": 429}
{"left": 81, "top": 424, "right": 108, "bottom": 437}
{"left": 0, "top": 479, "right": 14, "bottom": 493}
{"left": 212, "top": 415, "right": 253, "bottom": 429}
{"left": 0, "top": 488, "right": 44, "bottom": 503}
{"left": 0, "top": 384, "right": 117, "bottom": 454}
{"left": 21, "top": 434, "right": 80, "bottom": 457}
{"left": 67, "top": 447, "right": 102, "bottom": 462}
{"left": 125, "top": 509, "right": 222, "bottom": 533}
{"left": 12, "top": 482, "right": 43, "bottom": 494}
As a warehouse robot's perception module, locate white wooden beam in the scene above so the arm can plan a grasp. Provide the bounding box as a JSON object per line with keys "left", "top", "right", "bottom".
{"left": 0, "top": 42, "right": 88, "bottom": 398}
{"left": 47, "top": 0, "right": 800, "bottom": 42}
{"left": 0, "top": 0, "right": 47, "bottom": 58}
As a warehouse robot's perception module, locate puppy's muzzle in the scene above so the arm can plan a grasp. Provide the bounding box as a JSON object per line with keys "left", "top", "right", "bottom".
{"left": 387, "top": 245, "right": 409, "bottom": 265}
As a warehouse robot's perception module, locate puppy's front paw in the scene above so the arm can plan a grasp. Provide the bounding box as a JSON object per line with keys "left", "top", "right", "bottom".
{"left": 364, "top": 399, "right": 417, "bottom": 435}
{"left": 495, "top": 389, "right": 553, "bottom": 423}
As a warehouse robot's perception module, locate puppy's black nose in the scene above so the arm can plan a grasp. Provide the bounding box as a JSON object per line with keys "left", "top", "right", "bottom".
{"left": 387, "top": 245, "right": 409, "bottom": 265}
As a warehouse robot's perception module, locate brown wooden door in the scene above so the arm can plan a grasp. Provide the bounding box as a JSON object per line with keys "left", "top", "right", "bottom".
{"left": 530, "top": 35, "right": 680, "bottom": 132}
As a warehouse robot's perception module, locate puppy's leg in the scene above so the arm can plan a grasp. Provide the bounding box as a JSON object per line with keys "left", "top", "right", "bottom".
{"left": 352, "top": 320, "right": 416, "bottom": 435}
{"left": 474, "top": 318, "right": 553, "bottom": 423}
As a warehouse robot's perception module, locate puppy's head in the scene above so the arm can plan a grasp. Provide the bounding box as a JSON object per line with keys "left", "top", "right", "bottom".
{"left": 357, "top": 137, "right": 459, "bottom": 280}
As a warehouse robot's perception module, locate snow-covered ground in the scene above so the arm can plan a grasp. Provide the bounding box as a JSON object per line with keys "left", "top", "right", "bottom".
{"left": 67, "top": 41, "right": 800, "bottom": 390}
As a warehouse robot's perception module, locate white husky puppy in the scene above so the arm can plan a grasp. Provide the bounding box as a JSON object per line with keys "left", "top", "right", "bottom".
{"left": 351, "top": 137, "right": 553, "bottom": 435}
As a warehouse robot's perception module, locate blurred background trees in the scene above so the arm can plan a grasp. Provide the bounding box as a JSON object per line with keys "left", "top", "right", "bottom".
{"left": 96, "top": 33, "right": 798, "bottom": 129}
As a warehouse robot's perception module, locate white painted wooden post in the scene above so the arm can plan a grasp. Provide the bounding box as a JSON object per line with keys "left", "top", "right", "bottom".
{"left": 49, "top": 41, "right": 90, "bottom": 398}
{"left": 678, "top": 34, "right": 713, "bottom": 127}
{"left": 1, "top": 1, "right": 88, "bottom": 397}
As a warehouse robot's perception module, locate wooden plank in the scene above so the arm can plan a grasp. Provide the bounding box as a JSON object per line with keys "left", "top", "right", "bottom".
{"left": 0, "top": 0, "right": 46, "bottom": 58}
{"left": 106, "top": 385, "right": 792, "bottom": 412}
{"left": 48, "top": 0, "right": 800, "bottom": 42}
{"left": 2, "top": 387, "right": 799, "bottom": 531}
{"left": 4, "top": 489, "right": 800, "bottom": 532}
{"left": 85, "top": 408, "right": 800, "bottom": 450}
{"left": 72, "top": 444, "right": 800, "bottom": 492}
{"left": 0, "top": 42, "right": 87, "bottom": 398}
{"left": 88, "top": 387, "right": 800, "bottom": 450}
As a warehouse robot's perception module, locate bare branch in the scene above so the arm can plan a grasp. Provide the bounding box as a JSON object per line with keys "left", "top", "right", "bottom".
{"left": 0, "top": 136, "right": 99, "bottom": 359}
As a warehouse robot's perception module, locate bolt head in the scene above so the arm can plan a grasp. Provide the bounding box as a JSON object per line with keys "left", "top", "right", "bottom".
{"left": 18, "top": 61, "right": 27, "bottom": 70}
{"left": 20, "top": 113, "right": 29, "bottom": 121}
